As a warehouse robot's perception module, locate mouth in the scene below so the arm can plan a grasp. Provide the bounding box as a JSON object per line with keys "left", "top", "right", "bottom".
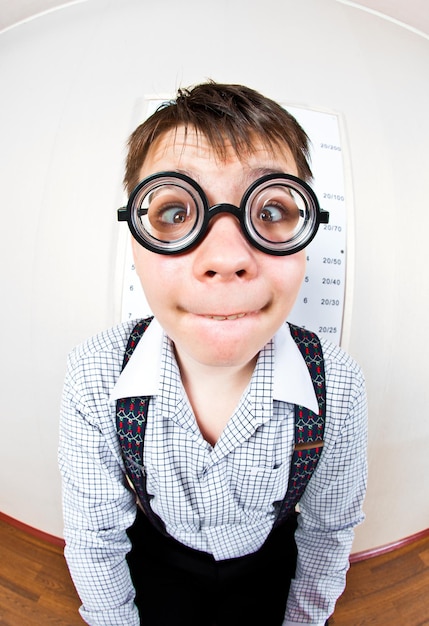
{"left": 202, "top": 312, "right": 248, "bottom": 321}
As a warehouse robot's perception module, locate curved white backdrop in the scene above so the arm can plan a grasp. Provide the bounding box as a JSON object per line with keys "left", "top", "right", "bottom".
{"left": 0, "top": 0, "right": 428, "bottom": 553}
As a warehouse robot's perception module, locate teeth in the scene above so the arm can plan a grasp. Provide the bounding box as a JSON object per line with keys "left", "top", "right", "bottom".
{"left": 207, "top": 313, "right": 246, "bottom": 321}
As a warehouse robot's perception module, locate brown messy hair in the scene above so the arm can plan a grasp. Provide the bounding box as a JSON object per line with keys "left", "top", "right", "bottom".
{"left": 124, "top": 81, "right": 312, "bottom": 194}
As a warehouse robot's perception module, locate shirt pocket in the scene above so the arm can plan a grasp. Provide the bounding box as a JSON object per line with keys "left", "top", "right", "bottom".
{"left": 230, "top": 461, "right": 290, "bottom": 513}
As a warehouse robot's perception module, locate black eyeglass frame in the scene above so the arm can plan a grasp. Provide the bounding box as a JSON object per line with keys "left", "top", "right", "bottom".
{"left": 117, "top": 171, "right": 329, "bottom": 255}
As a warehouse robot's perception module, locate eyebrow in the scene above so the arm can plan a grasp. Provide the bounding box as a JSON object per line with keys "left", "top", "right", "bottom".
{"left": 246, "top": 166, "right": 287, "bottom": 180}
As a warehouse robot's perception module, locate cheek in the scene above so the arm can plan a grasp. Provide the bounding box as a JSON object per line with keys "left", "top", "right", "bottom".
{"left": 131, "top": 240, "right": 182, "bottom": 304}
{"left": 272, "top": 252, "right": 306, "bottom": 299}
{"left": 132, "top": 241, "right": 160, "bottom": 298}
{"left": 291, "top": 252, "right": 306, "bottom": 286}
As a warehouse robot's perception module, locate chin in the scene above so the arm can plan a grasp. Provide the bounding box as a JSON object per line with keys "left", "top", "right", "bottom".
{"left": 193, "top": 343, "right": 260, "bottom": 369}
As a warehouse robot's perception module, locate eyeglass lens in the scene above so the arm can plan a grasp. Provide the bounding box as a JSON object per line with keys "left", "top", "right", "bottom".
{"left": 138, "top": 181, "right": 202, "bottom": 244}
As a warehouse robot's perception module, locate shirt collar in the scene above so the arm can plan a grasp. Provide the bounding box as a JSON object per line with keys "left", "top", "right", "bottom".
{"left": 273, "top": 324, "right": 319, "bottom": 412}
{"left": 110, "top": 317, "right": 164, "bottom": 401}
{"left": 110, "top": 319, "right": 319, "bottom": 413}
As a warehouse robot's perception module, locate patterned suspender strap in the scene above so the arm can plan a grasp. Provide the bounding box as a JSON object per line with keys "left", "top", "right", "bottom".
{"left": 273, "top": 323, "right": 326, "bottom": 528}
{"left": 116, "top": 316, "right": 167, "bottom": 535}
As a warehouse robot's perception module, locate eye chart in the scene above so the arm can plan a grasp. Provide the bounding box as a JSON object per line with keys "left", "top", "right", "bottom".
{"left": 119, "top": 99, "right": 349, "bottom": 345}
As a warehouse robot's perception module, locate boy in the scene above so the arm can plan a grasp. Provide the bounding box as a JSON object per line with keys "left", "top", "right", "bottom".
{"left": 59, "top": 81, "right": 367, "bottom": 626}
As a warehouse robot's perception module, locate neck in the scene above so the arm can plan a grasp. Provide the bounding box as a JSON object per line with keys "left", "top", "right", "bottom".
{"left": 174, "top": 347, "right": 258, "bottom": 445}
{"left": 175, "top": 346, "right": 257, "bottom": 397}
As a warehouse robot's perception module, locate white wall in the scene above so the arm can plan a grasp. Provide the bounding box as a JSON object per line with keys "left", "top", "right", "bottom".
{"left": 0, "top": 0, "right": 428, "bottom": 552}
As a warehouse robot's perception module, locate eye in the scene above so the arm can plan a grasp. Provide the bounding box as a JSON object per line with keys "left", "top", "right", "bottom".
{"left": 156, "top": 203, "right": 189, "bottom": 225}
{"left": 248, "top": 185, "right": 304, "bottom": 243}
{"left": 141, "top": 185, "right": 199, "bottom": 242}
{"left": 144, "top": 186, "right": 197, "bottom": 235}
{"left": 258, "top": 203, "right": 286, "bottom": 223}
{"left": 130, "top": 176, "right": 206, "bottom": 248}
{"left": 255, "top": 198, "right": 299, "bottom": 226}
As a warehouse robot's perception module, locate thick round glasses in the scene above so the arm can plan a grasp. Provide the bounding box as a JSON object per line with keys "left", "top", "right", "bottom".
{"left": 118, "top": 171, "right": 329, "bottom": 255}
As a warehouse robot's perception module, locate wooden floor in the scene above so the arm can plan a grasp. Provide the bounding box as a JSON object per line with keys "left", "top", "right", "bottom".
{"left": 0, "top": 518, "right": 428, "bottom": 625}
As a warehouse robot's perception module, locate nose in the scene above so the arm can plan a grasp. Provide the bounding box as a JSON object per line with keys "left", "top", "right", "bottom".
{"left": 192, "top": 213, "right": 258, "bottom": 281}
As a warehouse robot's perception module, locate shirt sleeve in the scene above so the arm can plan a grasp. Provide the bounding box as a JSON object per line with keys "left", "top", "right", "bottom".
{"left": 284, "top": 360, "right": 368, "bottom": 624}
{"left": 58, "top": 352, "right": 140, "bottom": 626}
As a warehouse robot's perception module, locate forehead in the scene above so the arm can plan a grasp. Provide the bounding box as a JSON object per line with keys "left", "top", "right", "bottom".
{"left": 139, "top": 126, "right": 299, "bottom": 180}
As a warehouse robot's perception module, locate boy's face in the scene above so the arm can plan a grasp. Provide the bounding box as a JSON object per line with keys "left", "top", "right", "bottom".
{"left": 131, "top": 126, "right": 306, "bottom": 370}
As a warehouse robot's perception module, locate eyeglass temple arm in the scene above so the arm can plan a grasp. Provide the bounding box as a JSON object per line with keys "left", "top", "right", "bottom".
{"left": 319, "top": 209, "right": 329, "bottom": 224}
{"left": 117, "top": 207, "right": 128, "bottom": 222}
